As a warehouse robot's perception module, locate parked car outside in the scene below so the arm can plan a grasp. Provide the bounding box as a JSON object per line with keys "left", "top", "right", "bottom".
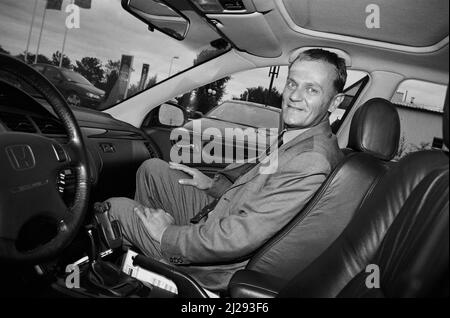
{"left": 32, "top": 63, "right": 105, "bottom": 109}
{"left": 174, "top": 100, "right": 280, "bottom": 166}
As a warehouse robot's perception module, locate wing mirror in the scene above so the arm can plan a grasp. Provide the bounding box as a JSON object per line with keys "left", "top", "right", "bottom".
{"left": 158, "top": 103, "right": 186, "bottom": 127}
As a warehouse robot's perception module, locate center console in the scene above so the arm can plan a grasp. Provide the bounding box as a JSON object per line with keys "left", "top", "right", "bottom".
{"left": 51, "top": 202, "right": 176, "bottom": 298}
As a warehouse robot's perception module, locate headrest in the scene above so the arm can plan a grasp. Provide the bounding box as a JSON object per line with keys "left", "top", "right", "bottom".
{"left": 443, "top": 88, "right": 448, "bottom": 149}
{"left": 347, "top": 98, "right": 400, "bottom": 161}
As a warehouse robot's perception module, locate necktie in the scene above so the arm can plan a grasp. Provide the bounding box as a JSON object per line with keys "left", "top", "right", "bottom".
{"left": 218, "top": 129, "right": 285, "bottom": 183}
{"left": 190, "top": 130, "right": 286, "bottom": 224}
{"left": 265, "top": 129, "right": 286, "bottom": 156}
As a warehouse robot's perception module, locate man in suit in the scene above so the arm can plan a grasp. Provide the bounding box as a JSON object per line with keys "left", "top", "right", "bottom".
{"left": 106, "top": 48, "right": 346, "bottom": 291}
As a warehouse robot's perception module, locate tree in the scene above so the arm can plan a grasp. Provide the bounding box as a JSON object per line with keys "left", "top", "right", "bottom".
{"left": 191, "top": 49, "right": 230, "bottom": 114}
{"left": 146, "top": 74, "right": 158, "bottom": 89}
{"left": 51, "top": 51, "right": 72, "bottom": 68}
{"left": 127, "top": 75, "right": 159, "bottom": 99}
{"left": 126, "top": 83, "right": 140, "bottom": 98}
{"left": 0, "top": 46, "right": 10, "bottom": 55}
{"left": 195, "top": 80, "right": 230, "bottom": 114}
{"left": 16, "top": 51, "right": 51, "bottom": 64}
{"left": 175, "top": 92, "right": 190, "bottom": 108}
{"left": 74, "top": 57, "right": 104, "bottom": 86}
{"left": 98, "top": 59, "right": 120, "bottom": 99}
{"left": 238, "top": 86, "right": 282, "bottom": 108}
{"left": 104, "top": 59, "right": 120, "bottom": 74}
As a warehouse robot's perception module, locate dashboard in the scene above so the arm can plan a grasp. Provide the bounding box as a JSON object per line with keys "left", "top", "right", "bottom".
{"left": 0, "top": 79, "right": 156, "bottom": 205}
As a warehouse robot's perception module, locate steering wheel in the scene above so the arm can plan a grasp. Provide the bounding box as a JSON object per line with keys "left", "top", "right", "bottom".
{"left": 0, "top": 54, "right": 91, "bottom": 263}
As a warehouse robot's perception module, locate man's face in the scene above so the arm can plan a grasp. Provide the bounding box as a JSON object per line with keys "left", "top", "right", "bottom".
{"left": 282, "top": 59, "right": 341, "bottom": 129}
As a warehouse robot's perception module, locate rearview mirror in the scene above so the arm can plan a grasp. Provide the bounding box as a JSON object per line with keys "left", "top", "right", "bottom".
{"left": 122, "top": 0, "right": 189, "bottom": 40}
{"left": 159, "top": 103, "right": 186, "bottom": 127}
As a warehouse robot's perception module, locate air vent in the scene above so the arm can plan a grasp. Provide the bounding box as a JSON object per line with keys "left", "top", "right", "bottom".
{"left": 32, "top": 116, "right": 66, "bottom": 135}
{"left": 0, "top": 112, "right": 36, "bottom": 133}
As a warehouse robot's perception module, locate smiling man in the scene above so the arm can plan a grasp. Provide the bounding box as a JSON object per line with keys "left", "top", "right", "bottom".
{"left": 105, "top": 48, "right": 346, "bottom": 291}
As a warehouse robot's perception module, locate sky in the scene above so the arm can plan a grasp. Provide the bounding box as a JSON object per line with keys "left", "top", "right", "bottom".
{"left": 395, "top": 80, "right": 447, "bottom": 111}
{"left": 0, "top": 0, "right": 198, "bottom": 87}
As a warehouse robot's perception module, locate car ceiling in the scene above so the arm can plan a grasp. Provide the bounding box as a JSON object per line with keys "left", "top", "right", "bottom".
{"left": 167, "top": 0, "right": 449, "bottom": 84}
{"left": 282, "top": 0, "right": 448, "bottom": 48}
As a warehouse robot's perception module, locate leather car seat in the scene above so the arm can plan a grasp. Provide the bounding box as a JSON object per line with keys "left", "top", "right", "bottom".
{"left": 240, "top": 98, "right": 400, "bottom": 286}
{"left": 230, "top": 91, "right": 449, "bottom": 298}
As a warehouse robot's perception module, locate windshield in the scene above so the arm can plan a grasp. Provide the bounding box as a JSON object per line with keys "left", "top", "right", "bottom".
{"left": 61, "top": 69, "right": 92, "bottom": 85}
{"left": 0, "top": 0, "right": 229, "bottom": 110}
{"left": 207, "top": 101, "right": 280, "bottom": 129}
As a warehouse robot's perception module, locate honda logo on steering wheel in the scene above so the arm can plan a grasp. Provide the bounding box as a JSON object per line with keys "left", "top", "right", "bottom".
{"left": 5, "top": 144, "right": 35, "bottom": 170}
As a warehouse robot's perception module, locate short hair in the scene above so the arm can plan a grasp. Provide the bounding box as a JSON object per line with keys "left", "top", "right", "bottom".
{"left": 290, "top": 49, "right": 347, "bottom": 94}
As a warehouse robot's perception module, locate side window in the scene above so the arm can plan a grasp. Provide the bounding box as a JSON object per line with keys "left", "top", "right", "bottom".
{"left": 391, "top": 80, "right": 447, "bottom": 159}
{"left": 143, "top": 107, "right": 161, "bottom": 128}
{"left": 330, "top": 72, "right": 369, "bottom": 133}
{"left": 177, "top": 66, "right": 288, "bottom": 123}
{"left": 178, "top": 68, "right": 368, "bottom": 132}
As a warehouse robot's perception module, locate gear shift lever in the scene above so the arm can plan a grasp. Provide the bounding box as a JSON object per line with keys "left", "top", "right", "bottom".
{"left": 85, "top": 224, "right": 98, "bottom": 265}
{"left": 93, "top": 201, "right": 122, "bottom": 249}
{"left": 81, "top": 203, "right": 144, "bottom": 297}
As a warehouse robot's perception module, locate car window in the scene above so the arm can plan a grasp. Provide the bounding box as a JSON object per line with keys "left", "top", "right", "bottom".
{"left": 391, "top": 80, "right": 448, "bottom": 159}
{"left": 330, "top": 73, "right": 369, "bottom": 133}
{"left": 0, "top": 0, "right": 230, "bottom": 110}
{"left": 60, "top": 69, "right": 92, "bottom": 85}
{"left": 177, "top": 66, "right": 288, "bottom": 118}
{"left": 206, "top": 101, "right": 280, "bottom": 128}
{"left": 178, "top": 67, "right": 367, "bottom": 130}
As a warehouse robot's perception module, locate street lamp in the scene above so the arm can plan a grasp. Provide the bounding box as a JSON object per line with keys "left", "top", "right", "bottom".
{"left": 168, "top": 56, "right": 179, "bottom": 77}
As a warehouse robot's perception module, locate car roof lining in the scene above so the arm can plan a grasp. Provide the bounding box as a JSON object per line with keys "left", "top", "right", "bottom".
{"left": 279, "top": 0, "right": 449, "bottom": 49}
{"left": 195, "top": 0, "right": 448, "bottom": 83}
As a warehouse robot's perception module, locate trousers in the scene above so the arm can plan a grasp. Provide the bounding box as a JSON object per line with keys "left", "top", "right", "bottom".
{"left": 106, "top": 158, "right": 215, "bottom": 260}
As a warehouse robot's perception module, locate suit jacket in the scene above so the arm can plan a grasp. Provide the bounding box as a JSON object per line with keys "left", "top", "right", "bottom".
{"left": 160, "top": 119, "right": 343, "bottom": 291}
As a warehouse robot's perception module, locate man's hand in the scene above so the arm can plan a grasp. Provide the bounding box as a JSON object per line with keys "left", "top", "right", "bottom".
{"left": 134, "top": 207, "right": 175, "bottom": 243}
{"left": 169, "top": 162, "right": 213, "bottom": 190}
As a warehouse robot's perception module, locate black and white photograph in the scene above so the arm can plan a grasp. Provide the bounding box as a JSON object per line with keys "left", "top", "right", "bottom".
{"left": 0, "top": 0, "right": 448, "bottom": 307}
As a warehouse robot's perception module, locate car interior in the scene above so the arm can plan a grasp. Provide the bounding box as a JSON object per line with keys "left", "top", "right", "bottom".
{"left": 0, "top": 0, "right": 448, "bottom": 298}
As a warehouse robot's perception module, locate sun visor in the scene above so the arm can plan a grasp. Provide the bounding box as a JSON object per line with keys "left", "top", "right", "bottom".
{"left": 207, "top": 12, "right": 282, "bottom": 58}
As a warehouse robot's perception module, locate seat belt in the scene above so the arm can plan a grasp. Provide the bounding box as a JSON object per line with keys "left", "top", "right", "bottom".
{"left": 190, "top": 131, "right": 285, "bottom": 224}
